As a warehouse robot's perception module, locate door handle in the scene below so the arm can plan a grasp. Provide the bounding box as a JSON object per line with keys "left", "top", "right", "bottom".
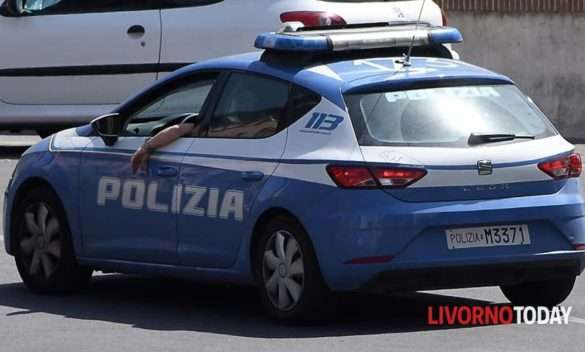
{"left": 157, "top": 167, "right": 178, "bottom": 178}
{"left": 127, "top": 25, "right": 146, "bottom": 38}
{"left": 241, "top": 171, "right": 265, "bottom": 182}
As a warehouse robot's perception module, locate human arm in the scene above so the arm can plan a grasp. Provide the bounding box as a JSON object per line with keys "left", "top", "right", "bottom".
{"left": 131, "top": 122, "right": 195, "bottom": 174}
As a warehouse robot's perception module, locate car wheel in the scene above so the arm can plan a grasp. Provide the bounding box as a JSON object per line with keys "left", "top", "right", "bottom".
{"left": 500, "top": 277, "right": 576, "bottom": 307}
{"left": 254, "top": 216, "right": 330, "bottom": 323}
{"left": 13, "top": 186, "right": 92, "bottom": 293}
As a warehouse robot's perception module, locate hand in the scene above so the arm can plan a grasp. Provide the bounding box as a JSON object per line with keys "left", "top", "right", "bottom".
{"left": 131, "top": 146, "right": 151, "bottom": 174}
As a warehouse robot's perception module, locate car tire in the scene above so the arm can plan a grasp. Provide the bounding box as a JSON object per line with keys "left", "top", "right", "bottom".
{"left": 13, "top": 186, "right": 92, "bottom": 294}
{"left": 500, "top": 277, "right": 576, "bottom": 307}
{"left": 254, "top": 215, "right": 330, "bottom": 324}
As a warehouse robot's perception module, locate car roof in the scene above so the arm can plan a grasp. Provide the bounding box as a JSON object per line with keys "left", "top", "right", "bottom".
{"left": 166, "top": 51, "right": 514, "bottom": 109}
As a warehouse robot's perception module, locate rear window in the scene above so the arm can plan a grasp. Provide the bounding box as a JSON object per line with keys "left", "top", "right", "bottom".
{"left": 345, "top": 84, "right": 557, "bottom": 147}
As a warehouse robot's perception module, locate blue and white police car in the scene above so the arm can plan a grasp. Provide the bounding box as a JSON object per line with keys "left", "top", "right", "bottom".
{"left": 4, "top": 23, "right": 585, "bottom": 322}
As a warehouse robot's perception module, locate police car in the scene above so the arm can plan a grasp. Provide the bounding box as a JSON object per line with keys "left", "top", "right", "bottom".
{"left": 4, "top": 23, "right": 585, "bottom": 323}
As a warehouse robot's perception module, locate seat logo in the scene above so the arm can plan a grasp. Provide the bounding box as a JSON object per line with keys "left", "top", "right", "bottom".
{"left": 301, "top": 112, "right": 344, "bottom": 135}
{"left": 97, "top": 177, "right": 244, "bottom": 221}
{"left": 477, "top": 160, "right": 493, "bottom": 176}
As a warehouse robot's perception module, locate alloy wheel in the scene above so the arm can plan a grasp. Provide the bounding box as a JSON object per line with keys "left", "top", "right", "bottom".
{"left": 262, "top": 230, "right": 305, "bottom": 311}
{"left": 19, "top": 202, "right": 62, "bottom": 279}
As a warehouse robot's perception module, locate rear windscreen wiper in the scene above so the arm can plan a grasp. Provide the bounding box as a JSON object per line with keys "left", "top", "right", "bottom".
{"left": 468, "top": 133, "right": 536, "bottom": 146}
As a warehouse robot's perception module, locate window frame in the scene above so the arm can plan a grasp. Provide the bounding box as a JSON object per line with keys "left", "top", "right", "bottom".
{"left": 9, "top": 0, "right": 223, "bottom": 17}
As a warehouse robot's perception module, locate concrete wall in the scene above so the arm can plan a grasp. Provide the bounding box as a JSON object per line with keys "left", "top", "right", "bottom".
{"left": 448, "top": 13, "right": 585, "bottom": 142}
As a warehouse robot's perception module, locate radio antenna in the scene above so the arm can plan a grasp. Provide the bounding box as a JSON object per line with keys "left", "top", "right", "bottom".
{"left": 402, "top": 0, "right": 428, "bottom": 67}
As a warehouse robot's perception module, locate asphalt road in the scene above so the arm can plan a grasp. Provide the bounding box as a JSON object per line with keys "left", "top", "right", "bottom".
{"left": 0, "top": 136, "right": 583, "bottom": 352}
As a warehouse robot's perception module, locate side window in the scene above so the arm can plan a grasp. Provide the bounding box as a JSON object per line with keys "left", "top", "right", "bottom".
{"left": 124, "top": 78, "right": 215, "bottom": 137}
{"left": 207, "top": 73, "right": 290, "bottom": 139}
{"left": 287, "top": 85, "right": 322, "bottom": 127}
{"left": 21, "top": 0, "right": 156, "bottom": 14}
{"left": 19, "top": 0, "right": 223, "bottom": 14}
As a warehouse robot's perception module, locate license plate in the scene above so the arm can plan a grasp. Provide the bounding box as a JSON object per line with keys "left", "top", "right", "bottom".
{"left": 446, "top": 225, "right": 531, "bottom": 250}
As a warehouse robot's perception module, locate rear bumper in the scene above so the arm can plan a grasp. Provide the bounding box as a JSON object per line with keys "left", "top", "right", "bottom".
{"left": 361, "top": 252, "right": 585, "bottom": 293}
{"left": 295, "top": 178, "right": 585, "bottom": 291}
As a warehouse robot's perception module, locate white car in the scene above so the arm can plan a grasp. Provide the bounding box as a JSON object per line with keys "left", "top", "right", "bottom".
{"left": 0, "top": 0, "right": 446, "bottom": 137}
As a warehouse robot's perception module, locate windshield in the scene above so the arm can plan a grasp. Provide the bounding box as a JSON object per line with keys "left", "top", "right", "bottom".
{"left": 345, "top": 84, "right": 557, "bottom": 147}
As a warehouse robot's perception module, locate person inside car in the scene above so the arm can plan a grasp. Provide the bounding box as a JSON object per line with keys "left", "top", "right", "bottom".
{"left": 131, "top": 117, "right": 201, "bottom": 174}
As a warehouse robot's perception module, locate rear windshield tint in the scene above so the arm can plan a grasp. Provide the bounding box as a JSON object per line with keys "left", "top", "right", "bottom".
{"left": 345, "top": 84, "right": 557, "bottom": 147}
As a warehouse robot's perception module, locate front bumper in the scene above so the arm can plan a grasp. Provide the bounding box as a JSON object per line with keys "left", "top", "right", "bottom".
{"left": 361, "top": 251, "right": 585, "bottom": 293}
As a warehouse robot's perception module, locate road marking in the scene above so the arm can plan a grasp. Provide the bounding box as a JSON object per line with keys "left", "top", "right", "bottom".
{"left": 570, "top": 316, "right": 585, "bottom": 325}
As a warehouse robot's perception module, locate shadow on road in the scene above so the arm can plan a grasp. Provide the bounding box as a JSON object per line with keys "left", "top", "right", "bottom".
{"left": 0, "top": 274, "right": 505, "bottom": 337}
{"left": 0, "top": 146, "right": 28, "bottom": 159}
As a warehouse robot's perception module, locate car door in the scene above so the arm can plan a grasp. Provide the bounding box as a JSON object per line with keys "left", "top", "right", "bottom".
{"left": 177, "top": 72, "right": 292, "bottom": 268}
{"left": 159, "top": 0, "right": 267, "bottom": 68}
{"left": 79, "top": 73, "right": 218, "bottom": 264}
{"left": 0, "top": 0, "right": 161, "bottom": 107}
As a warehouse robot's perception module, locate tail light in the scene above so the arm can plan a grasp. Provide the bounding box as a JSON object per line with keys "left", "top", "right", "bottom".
{"left": 326, "top": 166, "right": 377, "bottom": 188}
{"left": 327, "top": 165, "right": 426, "bottom": 189}
{"left": 280, "top": 11, "right": 346, "bottom": 27}
{"left": 441, "top": 8, "right": 448, "bottom": 26}
{"left": 538, "top": 152, "right": 582, "bottom": 180}
{"left": 575, "top": 244, "right": 585, "bottom": 250}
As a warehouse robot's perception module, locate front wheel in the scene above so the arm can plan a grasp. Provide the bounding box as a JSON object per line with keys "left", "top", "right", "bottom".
{"left": 254, "top": 216, "right": 330, "bottom": 323}
{"left": 13, "top": 187, "right": 92, "bottom": 293}
{"left": 500, "top": 277, "right": 576, "bottom": 307}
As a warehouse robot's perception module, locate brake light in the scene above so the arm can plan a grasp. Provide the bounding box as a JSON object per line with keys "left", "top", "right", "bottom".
{"left": 575, "top": 244, "right": 585, "bottom": 251}
{"left": 326, "top": 165, "right": 426, "bottom": 189}
{"left": 441, "top": 8, "right": 448, "bottom": 26}
{"left": 538, "top": 152, "right": 582, "bottom": 180}
{"left": 371, "top": 167, "right": 427, "bottom": 188}
{"left": 280, "top": 11, "right": 346, "bottom": 27}
{"left": 326, "top": 166, "right": 377, "bottom": 188}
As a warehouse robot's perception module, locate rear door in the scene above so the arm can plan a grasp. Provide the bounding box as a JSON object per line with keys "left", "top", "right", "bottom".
{"left": 159, "top": 0, "right": 264, "bottom": 67}
{"left": 345, "top": 83, "right": 574, "bottom": 202}
{"left": 177, "top": 72, "right": 292, "bottom": 268}
{"left": 0, "top": 0, "right": 161, "bottom": 107}
{"left": 159, "top": 0, "right": 442, "bottom": 75}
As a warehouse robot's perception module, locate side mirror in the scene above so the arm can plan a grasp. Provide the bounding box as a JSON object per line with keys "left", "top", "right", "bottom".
{"left": 91, "top": 113, "right": 122, "bottom": 146}
{"left": 0, "top": 0, "right": 23, "bottom": 17}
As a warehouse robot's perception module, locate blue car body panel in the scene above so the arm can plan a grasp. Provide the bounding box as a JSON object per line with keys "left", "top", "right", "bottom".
{"left": 4, "top": 51, "right": 585, "bottom": 293}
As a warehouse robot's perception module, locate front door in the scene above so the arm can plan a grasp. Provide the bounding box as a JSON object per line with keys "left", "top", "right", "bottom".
{"left": 79, "top": 75, "right": 218, "bottom": 264}
{"left": 0, "top": 0, "right": 161, "bottom": 107}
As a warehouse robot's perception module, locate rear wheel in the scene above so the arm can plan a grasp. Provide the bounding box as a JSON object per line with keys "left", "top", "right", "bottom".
{"left": 500, "top": 277, "right": 576, "bottom": 307}
{"left": 13, "top": 187, "right": 92, "bottom": 293}
{"left": 254, "top": 216, "right": 330, "bottom": 323}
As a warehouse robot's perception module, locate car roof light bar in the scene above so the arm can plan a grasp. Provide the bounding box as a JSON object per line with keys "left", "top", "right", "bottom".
{"left": 254, "top": 23, "right": 463, "bottom": 53}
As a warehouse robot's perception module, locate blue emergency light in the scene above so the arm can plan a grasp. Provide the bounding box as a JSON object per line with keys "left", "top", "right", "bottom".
{"left": 254, "top": 23, "right": 463, "bottom": 53}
